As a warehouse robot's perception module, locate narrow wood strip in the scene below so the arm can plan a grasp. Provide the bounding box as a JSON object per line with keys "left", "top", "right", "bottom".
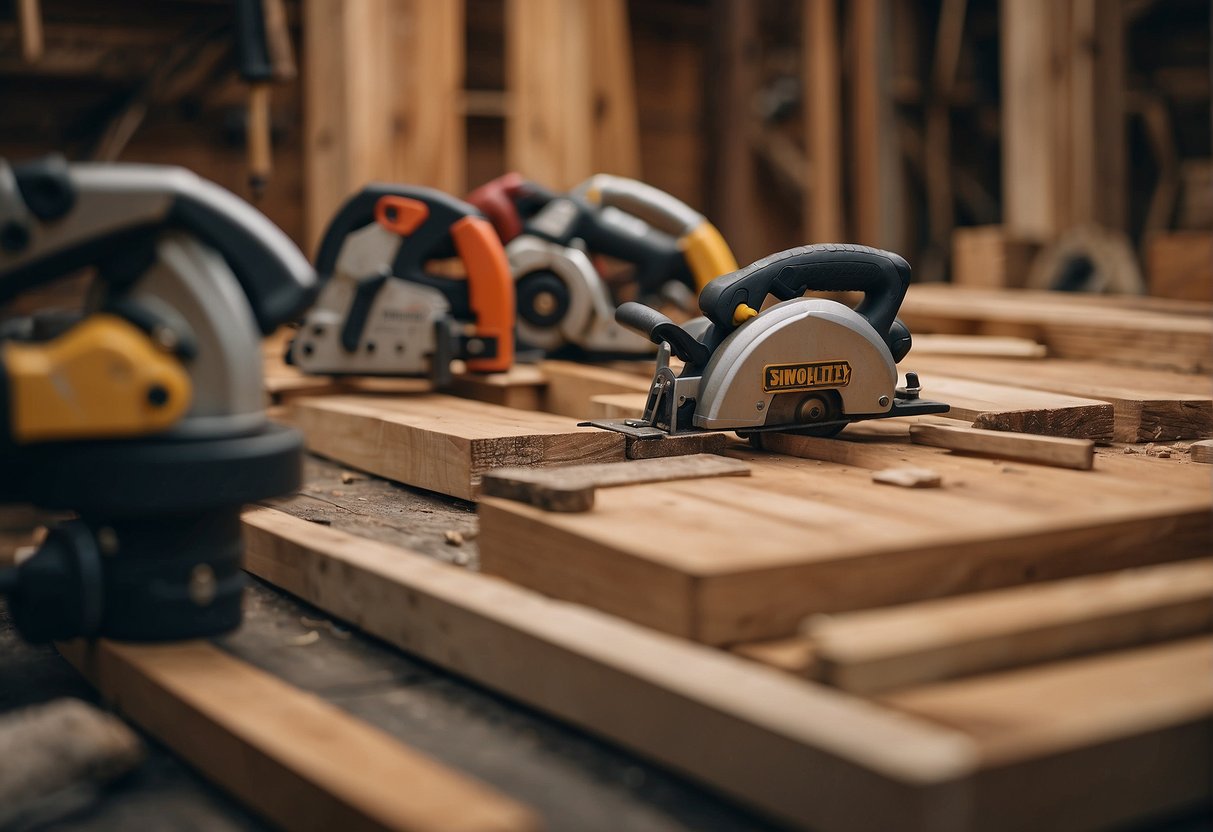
{"left": 481, "top": 455, "right": 750, "bottom": 512}
{"left": 241, "top": 508, "right": 979, "bottom": 832}
{"left": 910, "top": 334, "right": 1046, "bottom": 358}
{"left": 909, "top": 423, "right": 1094, "bottom": 470}
{"left": 810, "top": 559, "right": 1213, "bottom": 694}
{"left": 58, "top": 639, "right": 540, "bottom": 832}
{"left": 916, "top": 375, "right": 1115, "bottom": 439}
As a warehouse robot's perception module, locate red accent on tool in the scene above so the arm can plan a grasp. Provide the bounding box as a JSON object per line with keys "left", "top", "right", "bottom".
{"left": 466, "top": 172, "right": 527, "bottom": 243}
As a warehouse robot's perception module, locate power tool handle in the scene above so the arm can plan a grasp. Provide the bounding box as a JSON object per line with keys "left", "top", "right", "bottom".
{"left": 615, "top": 302, "right": 710, "bottom": 366}
{"left": 699, "top": 244, "right": 911, "bottom": 337}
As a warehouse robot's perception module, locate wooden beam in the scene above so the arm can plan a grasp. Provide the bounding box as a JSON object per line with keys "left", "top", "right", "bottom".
{"left": 59, "top": 639, "right": 540, "bottom": 832}
{"left": 241, "top": 507, "right": 979, "bottom": 832}
{"left": 883, "top": 638, "right": 1213, "bottom": 831}
{"left": 587, "top": 0, "right": 641, "bottom": 177}
{"left": 848, "top": 0, "right": 900, "bottom": 250}
{"left": 1146, "top": 231, "right": 1213, "bottom": 302}
{"left": 810, "top": 559, "right": 1213, "bottom": 694}
{"left": 803, "top": 0, "right": 844, "bottom": 241}
{"left": 505, "top": 0, "right": 594, "bottom": 188}
{"left": 481, "top": 455, "right": 750, "bottom": 512}
{"left": 290, "top": 394, "right": 625, "bottom": 500}
{"left": 913, "top": 375, "right": 1114, "bottom": 439}
{"left": 538, "top": 360, "right": 652, "bottom": 419}
{"left": 304, "top": 0, "right": 465, "bottom": 251}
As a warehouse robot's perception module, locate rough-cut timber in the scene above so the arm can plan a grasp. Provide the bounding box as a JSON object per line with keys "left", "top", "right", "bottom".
{"left": 290, "top": 394, "right": 625, "bottom": 500}
{"left": 915, "top": 375, "right": 1114, "bottom": 439}
{"left": 480, "top": 441, "right": 1212, "bottom": 644}
{"left": 481, "top": 455, "right": 750, "bottom": 512}
{"left": 908, "top": 423, "right": 1094, "bottom": 470}
{"left": 882, "top": 638, "right": 1213, "bottom": 832}
{"left": 808, "top": 559, "right": 1213, "bottom": 694}
{"left": 58, "top": 639, "right": 540, "bottom": 832}
{"left": 241, "top": 508, "right": 979, "bottom": 832}
{"left": 539, "top": 361, "right": 652, "bottom": 419}
{"left": 912, "top": 354, "right": 1212, "bottom": 442}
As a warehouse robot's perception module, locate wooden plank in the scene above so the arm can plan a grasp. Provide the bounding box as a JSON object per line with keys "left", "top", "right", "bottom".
{"left": 914, "top": 374, "right": 1114, "bottom": 439}
{"left": 588, "top": 392, "right": 646, "bottom": 420}
{"left": 481, "top": 455, "right": 750, "bottom": 512}
{"left": 1147, "top": 231, "right": 1213, "bottom": 302}
{"left": 848, "top": 0, "right": 901, "bottom": 250}
{"left": 803, "top": 0, "right": 844, "bottom": 241}
{"left": 883, "top": 638, "right": 1213, "bottom": 831}
{"left": 290, "top": 394, "right": 624, "bottom": 500}
{"left": 623, "top": 430, "right": 729, "bottom": 460}
{"left": 58, "top": 639, "right": 539, "bottom": 832}
{"left": 1191, "top": 440, "right": 1213, "bottom": 464}
{"left": 899, "top": 285, "right": 1213, "bottom": 372}
{"left": 809, "top": 559, "right": 1213, "bottom": 694}
{"left": 480, "top": 440, "right": 1212, "bottom": 644}
{"left": 910, "top": 334, "right": 1046, "bottom": 358}
{"left": 241, "top": 507, "right": 980, "bottom": 832}
{"left": 539, "top": 360, "right": 652, "bottom": 419}
{"left": 950, "top": 226, "right": 1040, "bottom": 290}
{"left": 909, "top": 423, "right": 1094, "bottom": 470}
{"left": 505, "top": 0, "right": 593, "bottom": 188}
{"left": 910, "top": 353, "right": 1213, "bottom": 442}
{"left": 303, "top": 0, "right": 466, "bottom": 251}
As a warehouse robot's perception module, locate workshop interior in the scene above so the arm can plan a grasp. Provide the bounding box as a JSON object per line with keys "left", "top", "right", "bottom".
{"left": 0, "top": 1, "right": 1210, "bottom": 830}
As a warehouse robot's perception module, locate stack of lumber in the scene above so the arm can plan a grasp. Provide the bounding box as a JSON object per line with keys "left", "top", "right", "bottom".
{"left": 61, "top": 289, "right": 1213, "bottom": 831}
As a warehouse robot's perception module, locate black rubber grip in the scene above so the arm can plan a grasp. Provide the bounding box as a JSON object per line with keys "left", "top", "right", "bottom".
{"left": 699, "top": 244, "right": 911, "bottom": 338}
{"left": 615, "top": 302, "right": 710, "bottom": 366}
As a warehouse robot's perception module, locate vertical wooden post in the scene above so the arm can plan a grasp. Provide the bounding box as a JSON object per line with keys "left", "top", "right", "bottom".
{"left": 303, "top": 0, "right": 465, "bottom": 252}
{"left": 848, "top": 0, "right": 901, "bottom": 250}
{"left": 803, "top": 0, "right": 844, "bottom": 242}
{"left": 505, "top": 0, "right": 594, "bottom": 188}
{"left": 588, "top": 0, "right": 641, "bottom": 178}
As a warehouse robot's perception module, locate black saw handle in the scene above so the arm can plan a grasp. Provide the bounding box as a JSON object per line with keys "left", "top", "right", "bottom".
{"left": 615, "top": 302, "right": 710, "bottom": 366}
{"left": 698, "top": 244, "right": 911, "bottom": 339}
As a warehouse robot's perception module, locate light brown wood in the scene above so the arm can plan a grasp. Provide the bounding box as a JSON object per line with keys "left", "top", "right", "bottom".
{"left": 480, "top": 438, "right": 1212, "bottom": 644}
{"left": 848, "top": 0, "right": 900, "bottom": 250}
{"left": 241, "top": 508, "right": 980, "bottom": 832}
{"left": 870, "top": 467, "right": 943, "bottom": 488}
{"left": 481, "top": 454, "right": 750, "bottom": 512}
{"left": 505, "top": 0, "right": 593, "bottom": 188}
{"left": 1147, "top": 231, "right": 1213, "bottom": 302}
{"left": 304, "top": 0, "right": 465, "bottom": 250}
{"left": 1191, "top": 439, "right": 1213, "bottom": 464}
{"left": 911, "top": 334, "right": 1046, "bottom": 358}
{"left": 803, "top": 0, "right": 843, "bottom": 241}
{"left": 950, "top": 226, "right": 1040, "bottom": 290}
{"left": 623, "top": 430, "right": 729, "bottom": 460}
{"left": 1000, "top": 0, "right": 1056, "bottom": 240}
{"left": 588, "top": 392, "right": 646, "bottom": 420}
{"left": 539, "top": 360, "right": 651, "bottom": 419}
{"left": 914, "top": 373, "right": 1114, "bottom": 439}
{"left": 883, "top": 638, "right": 1213, "bottom": 831}
{"left": 910, "top": 353, "right": 1213, "bottom": 442}
{"left": 899, "top": 285, "right": 1213, "bottom": 372}
{"left": 731, "top": 637, "right": 817, "bottom": 677}
{"left": 290, "top": 394, "right": 624, "bottom": 500}
{"left": 909, "top": 423, "right": 1094, "bottom": 470}
{"left": 810, "top": 559, "right": 1213, "bottom": 694}
{"left": 587, "top": 0, "right": 641, "bottom": 177}
{"left": 58, "top": 638, "right": 540, "bottom": 832}
{"left": 16, "top": 0, "right": 43, "bottom": 62}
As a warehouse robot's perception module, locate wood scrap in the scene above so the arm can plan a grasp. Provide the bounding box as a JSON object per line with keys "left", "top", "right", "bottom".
{"left": 290, "top": 394, "right": 624, "bottom": 500}
{"left": 909, "top": 423, "right": 1094, "bottom": 470}
{"left": 0, "top": 698, "right": 143, "bottom": 829}
{"left": 241, "top": 507, "right": 979, "bottom": 832}
{"left": 623, "top": 430, "right": 729, "bottom": 460}
{"left": 58, "top": 639, "right": 540, "bottom": 832}
{"left": 1190, "top": 440, "right": 1213, "bottom": 464}
{"left": 915, "top": 375, "right": 1114, "bottom": 439}
{"left": 882, "top": 638, "right": 1213, "bottom": 832}
{"left": 871, "top": 467, "right": 942, "bottom": 488}
{"left": 808, "top": 559, "right": 1213, "bottom": 694}
{"left": 481, "top": 455, "right": 750, "bottom": 512}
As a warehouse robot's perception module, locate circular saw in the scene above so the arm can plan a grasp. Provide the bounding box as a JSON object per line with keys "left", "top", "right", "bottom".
{"left": 583, "top": 244, "right": 949, "bottom": 441}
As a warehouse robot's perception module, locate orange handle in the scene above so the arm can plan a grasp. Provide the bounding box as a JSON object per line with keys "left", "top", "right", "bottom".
{"left": 450, "top": 215, "right": 515, "bottom": 373}
{"left": 375, "top": 195, "right": 430, "bottom": 236}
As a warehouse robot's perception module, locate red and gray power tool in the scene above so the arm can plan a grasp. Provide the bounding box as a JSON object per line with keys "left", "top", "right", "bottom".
{"left": 287, "top": 185, "right": 515, "bottom": 385}
{"left": 467, "top": 173, "right": 738, "bottom": 358}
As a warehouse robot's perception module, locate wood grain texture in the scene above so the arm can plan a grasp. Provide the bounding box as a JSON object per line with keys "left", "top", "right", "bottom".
{"left": 539, "top": 361, "right": 652, "bottom": 419}
{"left": 915, "top": 374, "right": 1114, "bottom": 439}
{"left": 480, "top": 438, "right": 1212, "bottom": 644}
{"left": 883, "top": 638, "right": 1213, "bottom": 832}
{"left": 58, "top": 639, "right": 539, "bottom": 832}
{"left": 1191, "top": 440, "right": 1213, "bottom": 464}
{"left": 809, "top": 559, "right": 1213, "bottom": 694}
{"left": 241, "top": 508, "right": 980, "bottom": 832}
{"left": 481, "top": 454, "right": 749, "bottom": 512}
{"left": 911, "top": 353, "right": 1212, "bottom": 442}
{"left": 291, "top": 394, "right": 624, "bottom": 500}
{"left": 910, "top": 334, "right": 1046, "bottom": 358}
{"left": 1147, "top": 231, "right": 1213, "bottom": 302}
{"left": 909, "top": 423, "right": 1094, "bottom": 470}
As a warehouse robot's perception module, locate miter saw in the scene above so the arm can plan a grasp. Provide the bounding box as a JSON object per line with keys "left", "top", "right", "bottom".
{"left": 583, "top": 244, "right": 949, "bottom": 441}
{"left": 0, "top": 156, "right": 315, "bottom": 643}
{"left": 467, "top": 172, "right": 738, "bottom": 358}
{"left": 287, "top": 185, "right": 514, "bottom": 385}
